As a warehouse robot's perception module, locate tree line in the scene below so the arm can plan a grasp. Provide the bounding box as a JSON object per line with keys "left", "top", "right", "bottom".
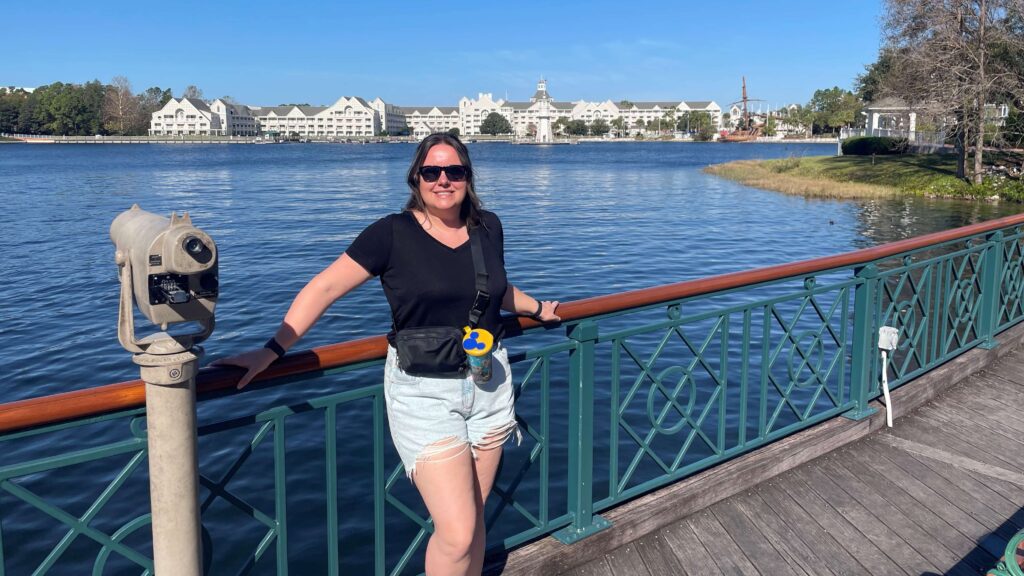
{"left": 0, "top": 78, "right": 208, "bottom": 136}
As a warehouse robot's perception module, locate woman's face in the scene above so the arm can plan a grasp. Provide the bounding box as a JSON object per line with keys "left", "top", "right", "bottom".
{"left": 417, "top": 144, "right": 467, "bottom": 217}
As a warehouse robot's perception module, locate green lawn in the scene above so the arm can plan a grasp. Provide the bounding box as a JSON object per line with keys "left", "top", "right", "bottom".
{"left": 705, "top": 153, "right": 1024, "bottom": 202}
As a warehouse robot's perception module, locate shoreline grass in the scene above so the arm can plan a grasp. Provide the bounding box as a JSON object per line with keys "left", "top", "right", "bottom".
{"left": 704, "top": 154, "right": 1024, "bottom": 202}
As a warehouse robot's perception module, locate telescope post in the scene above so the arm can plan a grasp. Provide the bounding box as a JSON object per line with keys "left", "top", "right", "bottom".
{"left": 134, "top": 336, "right": 203, "bottom": 576}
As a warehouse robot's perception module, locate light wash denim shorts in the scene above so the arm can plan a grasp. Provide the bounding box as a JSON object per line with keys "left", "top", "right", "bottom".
{"left": 384, "top": 344, "right": 520, "bottom": 477}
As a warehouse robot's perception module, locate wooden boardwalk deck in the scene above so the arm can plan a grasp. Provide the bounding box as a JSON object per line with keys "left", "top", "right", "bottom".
{"left": 564, "top": 348, "right": 1024, "bottom": 576}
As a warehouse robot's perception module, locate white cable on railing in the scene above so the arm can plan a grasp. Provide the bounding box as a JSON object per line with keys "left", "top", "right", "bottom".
{"left": 879, "top": 326, "right": 899, "bottom": 427}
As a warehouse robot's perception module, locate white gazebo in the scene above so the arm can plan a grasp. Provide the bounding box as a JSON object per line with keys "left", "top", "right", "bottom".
{"left": 864, "top": 96, "right": 916, "bottom": 137}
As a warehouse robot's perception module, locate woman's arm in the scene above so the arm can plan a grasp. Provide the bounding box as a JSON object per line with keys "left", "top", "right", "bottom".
{"left": 502, "top": 284, "right": 560, "bottom": 323}
{"left": 213, "top": 253, "right": 373, "bottom": 389}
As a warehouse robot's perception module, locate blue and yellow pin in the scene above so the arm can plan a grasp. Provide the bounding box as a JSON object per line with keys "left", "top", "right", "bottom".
{"left": 462, "top": 327, "right": 494, "bottom": 357}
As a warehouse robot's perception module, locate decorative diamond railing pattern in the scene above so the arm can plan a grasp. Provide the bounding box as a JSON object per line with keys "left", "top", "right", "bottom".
{"left": 4, "top": 222, "right": 1024, "bottom": 574}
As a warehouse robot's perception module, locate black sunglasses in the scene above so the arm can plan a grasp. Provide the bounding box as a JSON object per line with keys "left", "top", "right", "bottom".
{"left": 419, "top": 165, "right": 469, "bottom": 183}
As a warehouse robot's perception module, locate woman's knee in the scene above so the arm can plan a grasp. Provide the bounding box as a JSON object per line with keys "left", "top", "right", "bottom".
{"left": 432, "top": 520, "right": 478, "bottom": 560}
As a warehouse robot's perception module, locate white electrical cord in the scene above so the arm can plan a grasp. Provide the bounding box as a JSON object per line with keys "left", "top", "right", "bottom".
{"left": 881, "top": 349, "right": 893, "bottom": 427}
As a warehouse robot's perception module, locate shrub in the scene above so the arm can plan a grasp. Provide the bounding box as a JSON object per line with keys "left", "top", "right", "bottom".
{"left": 841, "top": 136, "right": 909, "bottom": 156}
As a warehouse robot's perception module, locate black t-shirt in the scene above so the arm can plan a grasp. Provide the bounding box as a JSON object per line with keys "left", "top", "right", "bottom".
{"left": 346, "top": 210, "right": 509, "bottom": 344}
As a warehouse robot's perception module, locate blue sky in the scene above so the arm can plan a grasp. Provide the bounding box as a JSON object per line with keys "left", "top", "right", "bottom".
{"left": 4, "top": 1, "right": 884, "bottom": 109}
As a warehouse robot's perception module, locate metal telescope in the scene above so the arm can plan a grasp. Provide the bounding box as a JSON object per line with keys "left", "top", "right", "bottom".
{"left": 110, "top": 204, "right": 218, "bottom": 351}
{"left": 110, "top": 204, "right": 217, "bottom": 576}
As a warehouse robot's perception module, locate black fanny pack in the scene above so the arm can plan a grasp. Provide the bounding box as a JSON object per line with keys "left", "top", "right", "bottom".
{"left": 394, "top": 226, "right": 489, "bottom": 377}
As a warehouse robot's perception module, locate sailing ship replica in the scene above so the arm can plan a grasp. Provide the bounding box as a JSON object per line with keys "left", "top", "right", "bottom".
{"left": 719, "top": 77, "right": 762, "bottom": 142}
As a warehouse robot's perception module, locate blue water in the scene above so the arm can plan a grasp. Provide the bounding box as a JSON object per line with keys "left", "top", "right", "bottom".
{"left": 0, "top": 142, "right": 1020, "bottom": 574}
{"left": 2, "top": 142, "right": 1016, "bottom": 402}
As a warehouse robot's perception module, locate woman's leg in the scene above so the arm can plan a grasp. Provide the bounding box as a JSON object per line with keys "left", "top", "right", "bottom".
{"left": 467, "top": 436, "right": 505, "bottom": 575}
{"left": 413, "top": 439, "right": 480, "bottom": 576}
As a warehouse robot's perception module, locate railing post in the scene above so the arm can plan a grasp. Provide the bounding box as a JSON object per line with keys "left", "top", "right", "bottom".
{"left": 554, "top": 320, "right": 611, "bottom": 544}
{"left": 845, "top": 264, "right": 880, "bottom": 420}
{"left": 979, "top": 230, "right": 1004, "bottom": 349}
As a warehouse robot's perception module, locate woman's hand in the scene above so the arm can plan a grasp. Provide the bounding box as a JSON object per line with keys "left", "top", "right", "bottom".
{"left": 536, "top": 300, "right": 561, "bottom": 323}
{"left": 210, "top": 348, "right": 279, "bottom": 390}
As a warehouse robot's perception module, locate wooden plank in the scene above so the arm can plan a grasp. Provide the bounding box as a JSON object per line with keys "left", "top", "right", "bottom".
{"left": 602, "top": 542, "right": 652, "bottom": 576}
{"left": 776, "top": 470, "right": 907, "bottom": 575}
{"left": 757, "top": 480, "right": 868, "bottom": 576}
{"left": 792, "top": 462, "right": 937, "bottom": 573}
{"left": 860, "top": 439, "right": 1009, "bottom": 559}
{"left": 659, "top": 517, "right": 721, "bottom": 575}
{"left": 888, "top": 413, "right": 1023, "bottom": 472}
{"left": 632, "top": 530, "right": 691, "bottom": 576}
{"left": 730, "top": 491, "right": 837, "bottom": 576}
{"left": 980, "top": 372, "right": 1024, "bottom": 398}
{"left": 896, "top": 446, "right": 1024, "bottom": 530}
{"left": 966, "top": 376, "right": 1024, "bottom": 421}
{"left": 710, "top": 500, "right": 804, "bottom": 575}
{"left": 971, "top": 370, "right": 1024, "bottom": 398}
{"left": 950, "top": 389, "right": 1024, "bottom": 436}
{"left": 917, "top": 403, "right": 1024, "bottom": 455}
{"left": 868, "top": 436, "right": 1010, "bottom": 529}
{"left": 839, "top": 449, "right": 998, "bottom": 573}
{"left": 848, "top": 444, "right": 1000, "bottom": 551}
{"left": 687, "top": 511, "right": 760, "bottom": 576}
{"left": 814, "top": 455, "right": 974, "bottom": 576}
{"left": 978, "top": 360, "right": 1024, "bottom": 386}
{"left": 876, "top": 433, "right": 1024, "bottom": 493}
{"left": 560, "top": 556, "right": 614, "bottom": 576}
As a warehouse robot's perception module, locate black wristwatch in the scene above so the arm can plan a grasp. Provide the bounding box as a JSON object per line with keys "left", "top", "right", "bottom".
{"left": 264, "top": 337, "right": 286, "bottom": 359}
{"left": 530, "top": 300, "right": 543, "bottom": 320}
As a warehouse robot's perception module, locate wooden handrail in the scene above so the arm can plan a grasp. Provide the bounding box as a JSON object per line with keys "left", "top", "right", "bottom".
{"left": 2, "top": 212, "right": 1023, "bottom": 434}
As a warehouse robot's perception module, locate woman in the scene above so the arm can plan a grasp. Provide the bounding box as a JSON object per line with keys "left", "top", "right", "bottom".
{"left": 213, "top": 133, "right": 559, "bottom": 575}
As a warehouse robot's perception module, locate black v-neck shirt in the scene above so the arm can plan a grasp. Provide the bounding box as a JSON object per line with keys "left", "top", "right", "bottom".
{"left": 346, "top": 210, "right": 509, "bottom": 344}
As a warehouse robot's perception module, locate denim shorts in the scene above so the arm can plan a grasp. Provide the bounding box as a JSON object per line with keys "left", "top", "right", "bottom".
{"left": 384, "top": 344, "right": 519, "bottom": 477}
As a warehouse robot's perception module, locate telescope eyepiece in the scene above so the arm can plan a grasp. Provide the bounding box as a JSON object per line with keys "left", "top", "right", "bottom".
{"left": 183, "top": 236, "right": 213, "bottom": 264}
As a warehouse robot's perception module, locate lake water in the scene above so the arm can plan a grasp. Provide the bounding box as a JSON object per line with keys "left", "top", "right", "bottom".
{"left": 0, "top": 142, "right": 1020, "bottom": 574}
{"left": 2, "top": 142, "right": 1018, "bottom": 402}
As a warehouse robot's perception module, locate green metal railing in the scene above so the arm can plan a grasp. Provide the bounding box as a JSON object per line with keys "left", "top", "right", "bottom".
{"left": 3, "top": 215, "right": 1024, "bottom": 574}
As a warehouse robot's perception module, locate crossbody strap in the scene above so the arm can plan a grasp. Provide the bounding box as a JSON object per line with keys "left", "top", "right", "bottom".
{"left": 468, "top": 225, "right": 490, "bottom": 328}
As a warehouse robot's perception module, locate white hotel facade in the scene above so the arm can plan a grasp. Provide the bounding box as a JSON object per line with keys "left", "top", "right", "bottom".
{"left": 149, "top": 80, "right": 721, "bottom": 139}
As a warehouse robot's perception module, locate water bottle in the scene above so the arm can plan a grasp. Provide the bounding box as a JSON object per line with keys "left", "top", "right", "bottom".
{"left": 462, "top": 326, "right": 494, "bottom": 383}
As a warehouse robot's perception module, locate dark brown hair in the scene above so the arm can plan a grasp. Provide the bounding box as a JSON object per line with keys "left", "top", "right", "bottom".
{"left": 404, "top": 133, "right": 485, "bottom": 228}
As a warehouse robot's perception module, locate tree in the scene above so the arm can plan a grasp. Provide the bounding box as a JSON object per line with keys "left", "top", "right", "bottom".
{"left": 0, "top": 89, "right": 28, "bottom": 133}
{"left": 447, "top": 127, "right": 460, "bottom": 138}
{"left": 806, "top": 87, "right": 862, "bottom": 134}
{"left": 552, "top": 116, "right": 570, "bottom": 136}
{"left": 590, "top": 118, "right": 611, "bottom": 136}
{"left": 883, "top": 0, "right": 1024, "bottom": 183}
{"left": 103, "top": 76, "right": 141, "bottom": 135}
{"left": 479, "top": 111, "right": 512, "bottom": 135}
{"left": 526, "top": 123, "right": 537, "bottom": 137}
{"left": 659, "top": 110, "right": 676, "bottom": 134}
{"left": 855, "top": 49, "right": 898, "bottom": 103}
{"left": 29, "top": 81, "right": 105, "bottom": 135}
{"left": 610, "top": 116, "right": 626, "bottom": 137}
{"left": 679, "top": 111, "right": 714, "bottom": 137}
{"left": 763, "top": 115, "right": 778, "bottom": 137}
{"left": 634, "top": 118, "right": 646, "bottom": 132}
{"left": 183, "top": 85, "right": 204, "bottom": 100}
{"left": 566, "top": 119, "right": 589, "bottom": 135}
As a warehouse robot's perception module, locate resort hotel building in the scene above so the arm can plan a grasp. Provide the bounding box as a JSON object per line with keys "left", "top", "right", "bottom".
{"left": 149, "top": 80, "right": 721, "bottom": 139}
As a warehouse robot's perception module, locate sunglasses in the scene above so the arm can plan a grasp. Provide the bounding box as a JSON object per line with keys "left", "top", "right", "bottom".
{"left": 419, "top": 165, "right": 469, "bottom": 183}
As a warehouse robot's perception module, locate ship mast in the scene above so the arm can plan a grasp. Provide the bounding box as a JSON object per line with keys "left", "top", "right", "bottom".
{"left": 742, "top": 76, "right": 750, "bottom": 130}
